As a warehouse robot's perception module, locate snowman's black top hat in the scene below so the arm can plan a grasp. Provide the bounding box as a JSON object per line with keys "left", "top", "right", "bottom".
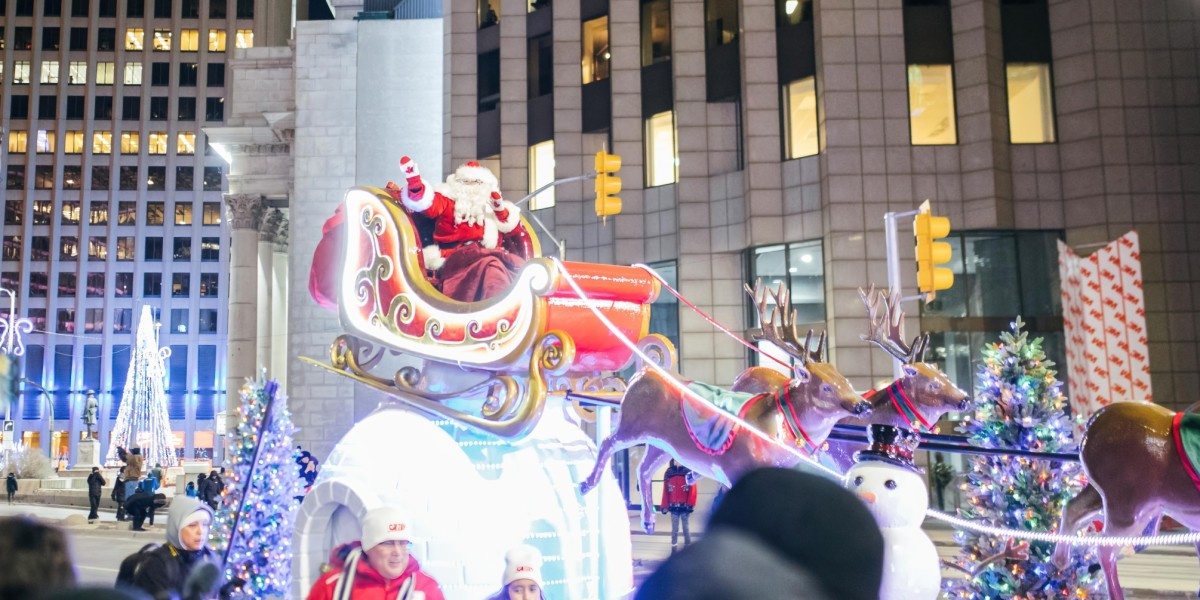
{"left": 854, "top": 424, "right": 922, "bottom": 472}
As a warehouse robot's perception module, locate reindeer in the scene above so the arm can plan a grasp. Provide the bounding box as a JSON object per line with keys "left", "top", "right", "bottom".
{"left": 1051, "top": 401, "right": 1200, "bottom": 599}
{"left": 732, "top": 286, "right": 969, "bottom": 471}
{"left": 579, "top": 281, "right": 871, "bottom": 533}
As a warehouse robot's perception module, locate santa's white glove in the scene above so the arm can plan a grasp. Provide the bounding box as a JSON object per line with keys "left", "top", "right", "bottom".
{"left": 399, "top": 156, "right": 422, "bottom": 191}
{"left": 489, "top": 191, "right": 505, "bottom": 211}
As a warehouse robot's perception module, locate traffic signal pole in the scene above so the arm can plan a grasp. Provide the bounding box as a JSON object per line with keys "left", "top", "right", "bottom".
{"left": 883, "top": 208, "right": 922, "bottom": 380}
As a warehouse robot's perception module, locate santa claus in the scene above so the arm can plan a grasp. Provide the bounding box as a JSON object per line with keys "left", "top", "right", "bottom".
{"left": 396, "top": 156, "right": 528, "bottom": 302}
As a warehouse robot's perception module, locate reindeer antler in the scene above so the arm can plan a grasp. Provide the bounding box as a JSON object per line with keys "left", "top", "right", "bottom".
{"left": 857, "top": 284, "right": 927, "bottom": 363}
{"left": 745, "top": 279, "right": 826, "bottom": 363}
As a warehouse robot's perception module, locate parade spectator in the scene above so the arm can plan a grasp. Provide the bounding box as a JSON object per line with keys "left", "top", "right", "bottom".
{"left": 484, "top": 545, "right": 547, "bottom": 600}
{"left": 87, "top": 467, "right": 107, "bottom": 523}
{"left": 124, "top": 483, "right": 155, "bottom": 532}
{"left": 636, "top": 467, "right": 884, "bottom": 600}
{"left": 151, "top": 464, "right": 164, "bottom": 492}
{"left": 112, "top": 473, "right": 128, "bottom": 521}
{"left": 658, "top": 460, "right": 698, "bottom": 551}
{"left": 305, "top": 507, "right": 445, "bottom": 600}
{"left": 122, "top": 446, "right": 145, "bottom": 500}
{"left": 200, "top": 470, "right": 224, "bottom": 510}
{"left": 195, "top": 474, "right": 208, "bottom": 501}
{"left": 0, "top": 516, "right": 76, "bottom": 598}
{"left": 122, "top": 497, "right": 221, "bottom": 599}
{"left": 5, "top": 472, "right": 16, "bottom": 504}
{"left": 185, "top": 481, "right": 198, "bottom": 497}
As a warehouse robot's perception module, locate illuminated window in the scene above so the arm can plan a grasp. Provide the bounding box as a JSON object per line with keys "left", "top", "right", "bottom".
{"left": 68, "top": 62, "right": 88, "bottom": 85}
{"left": 96, "top": 62, "right": 116, "bottom": 85}
{"left": 124, "top": 63, "right": 143, "bottom": 85}
{"left": 1006, "top": 63, "right": 1056, "bottom": 144}
{"left": 36, "top": 130, "right": 56, "bottom": 154}
{"left": 148, "top": 132, "right": 169, "bottom": 155}
{"left": 783, "top": 77, "right": 818, "bottom": 159}
{"left": 125, "top": 28, "right": 144, "bottom": 51}
{"left": 121, "top": 132, "right": 140, "bottom": 154}
{"left": 478, "top": 0, "right": 499, "bottom": 28}
{"left": 235, "top": 29, "right": 253, "bottom": 49}
{"left": 93, "top": 131, "right": 112, "bottom": 154}
{"left": 64, "top": 131, "right": 86, "bottom": 154}
{"left": 202, "top": 202, "right": 221, "bottom": 225}
{"left": 645, "top": 111, "right": 678, "bottom": 187}
{"left": 91, "top": 202, "right": 110, "bottom": 225}
{"left": 116, "top": 237, "right": 135, "bottom": 261}
{"left": 641, "top": 0, "right": 671, "bottom": 67}
{"left": 8, "top": 131, "right": 27, "bottom": 153}
{"left": 582, "top": 17, "right": 610, "bottom": 84}
{"left": 41, "top": 61, "right": 60, "bottom": 84}
{"left": 528, "top": 140, "right": 555, "bottom": 210}
{"left": 175, "top": 203, "right": 193, "bottom": 225}
{"left": 779, "top": 0, "right": 812, "bottom": 24}
{"left": 13, "top": 61, "right": 31, "bottom": 84}
{"left": 153, "top": 29, "right": 172, "bottom": 51}
{"left": 147, "top": 203, "right": 165, "bottom": 225}
{"left": 208, "top": 29, "right": 226, "bottom": 52}
{"left": 705, "top": 0, "right": 739, "bottom": 48}
{"left": 62, "top": 202, "right": 81, "bottom": 225}
{"left": 177, "top": 132, "right": 196, "bottom": 155}
{"left": 179, "top": 29, "right": 199, "bottom": 51}
{"left": 907, "top": 64, "right": 957, "bottom": 145}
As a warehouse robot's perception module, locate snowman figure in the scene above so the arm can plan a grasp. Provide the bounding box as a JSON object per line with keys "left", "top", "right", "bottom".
{"left": 845, "top": 424, "right": 941, "bottom": 600}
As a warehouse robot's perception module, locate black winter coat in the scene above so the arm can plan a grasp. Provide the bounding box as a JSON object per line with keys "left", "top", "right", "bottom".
{"left": 5, "top": 475, "right": 16, "bottom": 493}
{"left": 87, "top": 472, "right": 107, "bottom": 496}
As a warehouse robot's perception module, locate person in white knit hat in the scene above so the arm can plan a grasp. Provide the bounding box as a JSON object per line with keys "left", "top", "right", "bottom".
{"left": 484, "top": 544, "right": 547, "bottom": 600}
{"left": 306, "top": 506, "right": 444, "bottom": 600}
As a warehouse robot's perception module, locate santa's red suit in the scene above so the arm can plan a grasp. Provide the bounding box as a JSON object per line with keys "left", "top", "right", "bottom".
{"left": 397, "top": 158, "right": 527, "bottom": 302}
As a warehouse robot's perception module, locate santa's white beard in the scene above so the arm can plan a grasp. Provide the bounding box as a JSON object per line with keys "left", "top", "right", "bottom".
{"left": 440, "top": 180, "right": 493, "bottom": 227}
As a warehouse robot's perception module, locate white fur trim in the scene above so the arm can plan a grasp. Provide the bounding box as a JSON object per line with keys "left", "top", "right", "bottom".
{"left": 454, "top": 164, "right": 499, "bottom": 188}
{"left": 494, "top": 201, "right": 521, "bottom": 233}
{"left": 401, "top": 180, "right": 433, "bottom": 213}
{"left": 482, "top": 219, "right": 499, "bottom": 250}
{"left": 422, "top": 245, "right": 445, "bottom": 270}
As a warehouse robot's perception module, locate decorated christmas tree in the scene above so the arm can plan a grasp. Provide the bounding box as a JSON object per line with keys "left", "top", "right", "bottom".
{"left": 211, "top": 377, "right": 304, "bottom": 598}
{"left": 944, "top": 318, "right": 1102, "bottom": 599}
{"left": 105, "top": 306, "right": 177, "bottom": 467}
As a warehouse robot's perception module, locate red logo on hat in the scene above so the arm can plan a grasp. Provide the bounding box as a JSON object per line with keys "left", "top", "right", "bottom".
{"left": 388, "top": 523, "right": 406, "bottom": 531}
{"left": 465, "top": 161, "right": 481, "bottom": 168}
{"left": 516, "top": 566, "right": 533, "bottom": 573}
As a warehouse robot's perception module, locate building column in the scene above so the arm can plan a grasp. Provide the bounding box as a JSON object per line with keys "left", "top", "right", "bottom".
{"left": 258, "top": 209, "right": 283, "bottom": 376}
{"left": 270, "top": 215, "right": 289, "bottom": 389}
{"left": 223, "top": 193, "right": 267, "bottom": 430}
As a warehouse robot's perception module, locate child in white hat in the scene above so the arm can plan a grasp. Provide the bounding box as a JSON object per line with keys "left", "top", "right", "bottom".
{"left": 484, "top": 544, "right": 547, "bottom": 600}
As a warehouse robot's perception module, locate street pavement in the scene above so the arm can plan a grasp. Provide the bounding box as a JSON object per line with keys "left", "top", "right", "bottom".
{"left": 2, "top": 502, "right": 1198, "bottom": 597}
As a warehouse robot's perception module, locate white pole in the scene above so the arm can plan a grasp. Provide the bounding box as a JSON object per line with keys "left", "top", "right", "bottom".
{"left": 883, "top": 212, "right": 906, "bottom": 380}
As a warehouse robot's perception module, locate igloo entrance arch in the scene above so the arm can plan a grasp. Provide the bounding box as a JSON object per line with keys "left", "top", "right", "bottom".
{"left": 291, "top": 399, "right": 633, "bottom": 599}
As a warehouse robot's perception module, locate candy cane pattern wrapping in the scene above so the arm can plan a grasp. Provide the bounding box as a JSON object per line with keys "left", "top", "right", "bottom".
{"left": 1057, "top": 231, "right": 1153, "bottom": 431}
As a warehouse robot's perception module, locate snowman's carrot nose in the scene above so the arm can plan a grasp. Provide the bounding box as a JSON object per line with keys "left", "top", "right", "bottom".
{"left": 858, "top": 492, "right": 877, "bottom": 504}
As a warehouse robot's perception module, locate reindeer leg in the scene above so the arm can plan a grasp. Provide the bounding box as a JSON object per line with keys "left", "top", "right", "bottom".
{"left": 1095, "top": 504, "right": 1155, "bottom": 600}
{"left": 580, "top": 430, "right": 628, "bottom": 496}
{"left": 1052, "top": 483, "right": 1102, "bottom": 569}
{"left": 639, "top": 447, "right": 671, "bottom": 535}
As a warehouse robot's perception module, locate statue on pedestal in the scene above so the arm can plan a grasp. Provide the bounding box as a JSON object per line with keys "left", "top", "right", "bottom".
{"left": 82, "top": 390, "right": 98, "bottom": 438}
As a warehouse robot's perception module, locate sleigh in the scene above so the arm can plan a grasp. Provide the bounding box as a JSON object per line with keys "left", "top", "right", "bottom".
{"left": 305, "top": 187, "right": 676, "bottom": 439}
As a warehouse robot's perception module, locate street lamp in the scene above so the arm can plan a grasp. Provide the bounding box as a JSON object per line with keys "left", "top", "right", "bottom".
{"left": 20, "top": 379, "right": 53, "bottom": 459}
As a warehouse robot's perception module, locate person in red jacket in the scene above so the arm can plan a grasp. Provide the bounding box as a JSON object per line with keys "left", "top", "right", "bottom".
{"left": 306, "top": 507, "right": 445, "bottom": 600}
{"left": 659, "top": 459, "right": 699, "bottom": 551}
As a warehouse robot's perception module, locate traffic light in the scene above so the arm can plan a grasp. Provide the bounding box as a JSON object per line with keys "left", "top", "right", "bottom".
{"left": 594, "top": 151, "right": 622, "bottom": 221}
{"left": 913, "top": 200, "right": 954, "bottom": 301}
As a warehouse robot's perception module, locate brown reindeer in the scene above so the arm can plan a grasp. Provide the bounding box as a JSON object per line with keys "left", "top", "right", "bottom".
{"left": 579, "top": 282, "right": 871, "bottom": 533}
{"left": 733, "top": 286, "right": 970, "bottom": 471}
{"left": 1052, "top": 401, "right": 1200, "bottom": 599}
